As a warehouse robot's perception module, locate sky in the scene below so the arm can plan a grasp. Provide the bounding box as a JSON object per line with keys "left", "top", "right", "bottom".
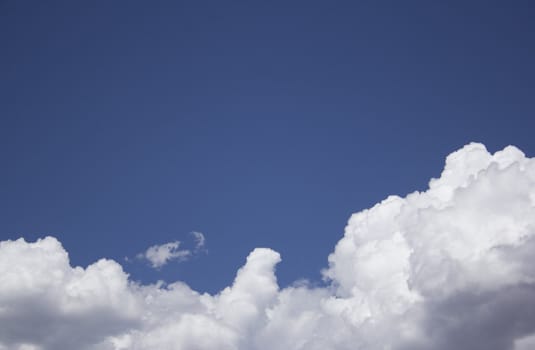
{"left": 1, "top": 2, "right": 535, "bottom": 349}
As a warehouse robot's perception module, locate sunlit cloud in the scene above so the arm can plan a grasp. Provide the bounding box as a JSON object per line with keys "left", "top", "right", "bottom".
{"left": 2, "top": 143, "right": 535, "bottom": 350}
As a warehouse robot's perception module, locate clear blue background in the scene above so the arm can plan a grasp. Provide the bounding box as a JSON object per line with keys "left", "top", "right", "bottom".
{"left": 1, "top": 1, "right": 534, "bottom": 293}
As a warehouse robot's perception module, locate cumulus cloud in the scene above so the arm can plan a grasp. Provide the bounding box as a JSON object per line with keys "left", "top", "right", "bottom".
{"left": 0, "top": 237, "right": 141, "bottom": 350}
{"left": 2, "top": 143, "right": 535, "bottom": 350}
{"left": 138, "top": 241, "right": 191, "bottom": 269}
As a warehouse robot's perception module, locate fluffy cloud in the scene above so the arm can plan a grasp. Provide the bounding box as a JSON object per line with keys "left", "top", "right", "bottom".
{"left": 0, "top": 237, "right": 141, "bottom": 350}
{"left": 2, "top": 143, "right": 535, "bottom": 350}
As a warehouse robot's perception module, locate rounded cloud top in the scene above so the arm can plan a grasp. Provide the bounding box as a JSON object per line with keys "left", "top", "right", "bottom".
{"left": 2, "top": 143, "right": 535, "bottom": 350}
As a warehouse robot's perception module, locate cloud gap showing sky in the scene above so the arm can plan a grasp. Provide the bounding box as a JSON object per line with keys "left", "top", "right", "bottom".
{"left": 1, "top": 143, "right": 535, "bottom": 350}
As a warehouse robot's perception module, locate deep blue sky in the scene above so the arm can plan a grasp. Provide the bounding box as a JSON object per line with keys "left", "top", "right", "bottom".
{"left": 1, "top": 1, "right": 534, "bottom": 293}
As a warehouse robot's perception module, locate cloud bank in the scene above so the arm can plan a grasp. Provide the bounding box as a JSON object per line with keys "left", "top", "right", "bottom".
{"left": 2, "top": 143, "right": 535, "bottom": 350}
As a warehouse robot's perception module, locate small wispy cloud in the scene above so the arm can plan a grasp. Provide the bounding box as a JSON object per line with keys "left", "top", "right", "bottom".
{"left": 138, "top": 241, "right": 191, "bottom": 269}
{"left": 138, "top": 232, "right": 207, "bottom": 269}
{"left": 191, "top": 231, "right": 206, "bottom": 251}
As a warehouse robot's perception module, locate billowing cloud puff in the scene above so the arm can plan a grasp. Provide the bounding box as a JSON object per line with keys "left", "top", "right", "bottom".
{"left": 0, "top": 237, "right": 141, "bottom": 350}
{"left": 1, "top": 143, "right": 535, "bottom": 349}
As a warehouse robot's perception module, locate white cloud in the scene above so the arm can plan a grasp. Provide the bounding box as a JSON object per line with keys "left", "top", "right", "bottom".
{"left": 192, "top": 231, "right": 206, "bottom": 251}
{"left": 139, "top": 241, "right": 191, "bottom": 269}
{"left": 2, "top": 143, "right": 535, "bottom": 349}
{"left": 0, "top": 237, "right": 141, "bottom": 350}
